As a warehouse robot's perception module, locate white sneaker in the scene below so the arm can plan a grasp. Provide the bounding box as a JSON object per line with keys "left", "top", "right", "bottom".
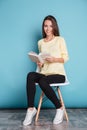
{"left": 23, "top": 107, "right": 37, "bottom": 126}
{"left": 53, "top": 108, "right": 64, "bottom": 124}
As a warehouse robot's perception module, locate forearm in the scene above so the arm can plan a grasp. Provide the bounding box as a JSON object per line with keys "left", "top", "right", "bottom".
{"left": 45, "top": 57, "right": 64, "bottom": 63}
{"left": 53, "top": 57, "right": 64, "bottom": 63}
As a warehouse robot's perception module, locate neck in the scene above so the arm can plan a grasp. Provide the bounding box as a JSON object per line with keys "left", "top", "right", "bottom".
{"left": 45, "top": 35, "right": 55, "bottom": 42}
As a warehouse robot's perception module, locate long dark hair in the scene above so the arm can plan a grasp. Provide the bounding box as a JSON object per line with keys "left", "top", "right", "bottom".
{"left": 42, "top": 15, "right": 60, "bottom": 38}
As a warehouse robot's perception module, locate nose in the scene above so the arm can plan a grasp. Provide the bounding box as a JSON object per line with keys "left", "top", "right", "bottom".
{"left": 47, "top": 26, "right": 50, "bottom": 31}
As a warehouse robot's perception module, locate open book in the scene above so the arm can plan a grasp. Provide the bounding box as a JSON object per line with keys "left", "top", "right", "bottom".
{"left": 28, "top": 51, "right": 51, "bottom": 63}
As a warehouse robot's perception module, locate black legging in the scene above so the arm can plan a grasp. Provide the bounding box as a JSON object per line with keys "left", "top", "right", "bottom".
{"left": 26, "top": 72, "right": 65, "bottom": 109}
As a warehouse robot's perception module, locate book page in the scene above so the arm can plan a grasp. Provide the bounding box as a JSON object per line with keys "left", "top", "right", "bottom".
{"left": 28, "top": 52, "right": 44, "bottom": 63}
{"left": 39, "top": 52, "right": 51, "bottom": 59}
{"left": 28, "top": 51, "right": 51, "bottom": 63}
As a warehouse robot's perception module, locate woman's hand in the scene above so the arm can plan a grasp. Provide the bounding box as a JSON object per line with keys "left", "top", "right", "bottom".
{"left": 37, "top": 62, "right": 44, "bottom": 68}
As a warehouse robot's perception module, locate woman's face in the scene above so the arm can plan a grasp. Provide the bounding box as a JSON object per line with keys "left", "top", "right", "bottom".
{"left": 44, "top": 20, "right": 53, "bottom": 37}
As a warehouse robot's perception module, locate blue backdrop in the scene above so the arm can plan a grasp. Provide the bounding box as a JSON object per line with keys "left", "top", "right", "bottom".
{"left": 0, "top": 0, "right": 87, "bottom": 108}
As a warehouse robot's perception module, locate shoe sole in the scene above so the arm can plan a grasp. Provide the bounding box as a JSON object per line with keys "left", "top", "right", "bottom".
{"left": 53, "top": 117, "right": 63, "bottom": 125}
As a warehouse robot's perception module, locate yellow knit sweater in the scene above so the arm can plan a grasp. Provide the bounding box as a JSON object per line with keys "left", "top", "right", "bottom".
{"left": 38, "top": 36, "right": 69, "bottom": 75}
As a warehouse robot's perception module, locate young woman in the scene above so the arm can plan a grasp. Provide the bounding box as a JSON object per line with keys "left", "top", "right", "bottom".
{"left": 23, "top": 15, "right": 69, "bottom": 126}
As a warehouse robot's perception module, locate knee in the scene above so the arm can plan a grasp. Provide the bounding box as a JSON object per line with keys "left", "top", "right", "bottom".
{"left": 27, "top": 72, "right": 36, "bottom": 80}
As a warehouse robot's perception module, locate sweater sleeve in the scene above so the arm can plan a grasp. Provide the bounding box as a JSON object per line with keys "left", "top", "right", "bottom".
{"left": 38, "top": 40, "right": 41, "bottom": 53}
{"left": 60, "top": 38, "right": 69, "bottom": 63}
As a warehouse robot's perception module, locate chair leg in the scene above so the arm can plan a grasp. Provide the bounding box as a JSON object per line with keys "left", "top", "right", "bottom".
{"left": 35, "top": 91, "right": 44, "bottom": 122}
{"left": 57, "top": 88, "right": 69, "bottom": 122}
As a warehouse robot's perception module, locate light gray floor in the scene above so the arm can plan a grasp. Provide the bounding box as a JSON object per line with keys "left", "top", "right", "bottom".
{"left": 0, "top": 109, "right": 87, "bottom": 130}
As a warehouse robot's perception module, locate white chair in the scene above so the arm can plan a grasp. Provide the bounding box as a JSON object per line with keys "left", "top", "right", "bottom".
{"left": 35, "top": 67, "right": 69, "bottom": 122}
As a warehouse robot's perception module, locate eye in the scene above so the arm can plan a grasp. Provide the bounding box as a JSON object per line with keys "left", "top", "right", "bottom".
{"left": 50, "top": 25, "right": 53, "bottom": 28}
{"left": 44, "top": 25, "right": 53, "bottom": 28}
{"left": 44, "top": 25, "right": 48, "bottom": 27}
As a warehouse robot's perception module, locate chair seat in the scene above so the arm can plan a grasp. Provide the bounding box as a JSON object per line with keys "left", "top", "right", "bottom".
{"left": 50, "top": 80, "right": 69, "bottom": 86}
{"left": 36, "top": 80, "right": 69, "bottom": 87}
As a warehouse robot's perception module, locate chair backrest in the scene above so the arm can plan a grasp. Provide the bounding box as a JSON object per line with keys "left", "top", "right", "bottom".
{"left": 36, "top": 66, "right": 69, "bottom": 87}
